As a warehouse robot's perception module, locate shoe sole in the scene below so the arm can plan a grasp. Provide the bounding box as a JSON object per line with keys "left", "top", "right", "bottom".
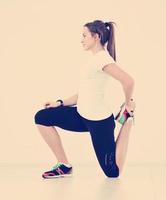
{"left": 42, "top": 173, "right": 73, "bottom": 179}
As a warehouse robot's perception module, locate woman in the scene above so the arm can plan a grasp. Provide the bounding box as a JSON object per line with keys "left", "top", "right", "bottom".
{"left": 34, "top": 20, "right": 136, "bottom": 179}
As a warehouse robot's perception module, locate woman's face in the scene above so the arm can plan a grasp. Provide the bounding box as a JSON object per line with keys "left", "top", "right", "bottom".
{"left": 81, "top": 26, "right": 98, "bottom": 51}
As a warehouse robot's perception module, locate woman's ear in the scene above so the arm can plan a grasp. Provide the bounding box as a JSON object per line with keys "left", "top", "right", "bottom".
{"left": 94, "top": 33, "right": 100, "bottom": 41}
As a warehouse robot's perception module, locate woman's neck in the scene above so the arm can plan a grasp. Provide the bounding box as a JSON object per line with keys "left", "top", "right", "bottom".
{"left": 91, "top": 47, "right": 105, "bottom": 55}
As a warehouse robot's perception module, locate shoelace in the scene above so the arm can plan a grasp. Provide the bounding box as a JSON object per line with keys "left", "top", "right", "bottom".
{"left": 52, "top": 162, "right": 63, "bottom": 170}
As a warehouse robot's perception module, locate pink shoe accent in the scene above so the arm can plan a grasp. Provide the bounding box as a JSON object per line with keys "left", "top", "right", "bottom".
{"left": 124, "top": 109, "right": 128, "bottom": 120}
{"left": 56, "top": 168, "right": 65, "bottom": 175}
{"left": 45, "top": 172, "right": 55, "bottom": 176}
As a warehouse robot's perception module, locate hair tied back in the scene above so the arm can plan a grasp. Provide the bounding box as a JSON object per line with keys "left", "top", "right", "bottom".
{"left": 104, "top": 22, "right": 109, "bottom": 28}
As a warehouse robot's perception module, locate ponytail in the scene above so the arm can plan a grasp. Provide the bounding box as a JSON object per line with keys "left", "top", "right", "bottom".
{"left": 105, "top": 22, "right": 117, "bottom": 61}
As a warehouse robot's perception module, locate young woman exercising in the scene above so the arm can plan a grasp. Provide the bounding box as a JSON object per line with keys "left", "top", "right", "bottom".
{"left": 34, "top": 19, "right": 136, "bottom": 179}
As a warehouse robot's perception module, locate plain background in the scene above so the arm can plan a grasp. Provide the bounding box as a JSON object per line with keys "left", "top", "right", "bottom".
{"left": 0, "top": 0, "right": 165, "bottom": 166}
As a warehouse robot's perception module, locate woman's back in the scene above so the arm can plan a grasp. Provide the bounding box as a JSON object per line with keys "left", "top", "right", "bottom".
{"left": 77, "top": 50, "right": 116, "bottom": 120}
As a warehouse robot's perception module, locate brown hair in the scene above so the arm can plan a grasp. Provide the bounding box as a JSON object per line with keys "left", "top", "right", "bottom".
{"left": 84, "top": 20, "right": 117, "bottom": 61}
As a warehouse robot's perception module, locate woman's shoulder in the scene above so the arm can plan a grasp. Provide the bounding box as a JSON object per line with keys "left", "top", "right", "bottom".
{"left": 97, "top": 50, "right": 116, "bottom": 63}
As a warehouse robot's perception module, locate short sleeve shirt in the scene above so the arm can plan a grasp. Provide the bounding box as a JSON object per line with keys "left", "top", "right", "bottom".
{"left": 77, "top": 50, "right": 116, "bottom": 120}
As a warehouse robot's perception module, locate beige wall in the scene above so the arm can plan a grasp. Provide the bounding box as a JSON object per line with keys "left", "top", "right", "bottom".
{"left": 0, "top": 0, "right": 165, "bottom": 165}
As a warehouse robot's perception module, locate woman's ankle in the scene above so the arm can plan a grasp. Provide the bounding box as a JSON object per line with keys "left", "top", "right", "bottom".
{"left": 58, "top": 161, "right": 72, "bottom": 167}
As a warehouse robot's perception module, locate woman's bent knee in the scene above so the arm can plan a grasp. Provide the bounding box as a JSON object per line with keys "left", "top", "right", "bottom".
{"left": 34, "top": 110, "right": 43, "bottom": 124}
{"left": 105, "top": 171, "right": 119, "bottom": 178}
{"left": 106, "top": 172, "right": 119, "bottom": 178}
{"left": 34, "top": 109, "right": 51, "bottom": 126}
{"left": 104, "top": 166, "right": 120, "bottom": 178}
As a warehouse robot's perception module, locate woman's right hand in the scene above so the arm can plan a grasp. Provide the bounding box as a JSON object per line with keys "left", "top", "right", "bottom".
{"left": 125, "top": 99, "right": 136, "bottom": 116}
{"left": 43, "top": 101, "right": 61, "bottom": 109}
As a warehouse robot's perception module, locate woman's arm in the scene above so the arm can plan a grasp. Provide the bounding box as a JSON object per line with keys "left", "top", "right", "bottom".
{"left": 102, "top": 63, "right": 135, "bottom": 105}
{"left": 63, "top": 93, "right": 78, "bottom": 106}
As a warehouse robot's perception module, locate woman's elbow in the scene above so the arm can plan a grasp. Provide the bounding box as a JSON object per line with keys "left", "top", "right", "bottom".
{"left": 130, "top": 77, "right": 135, "bottom": 85}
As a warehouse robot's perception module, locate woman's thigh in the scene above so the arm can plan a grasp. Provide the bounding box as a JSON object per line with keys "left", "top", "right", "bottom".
{"left": 81, "top": 114, "right": 119, "bottom": 177}
{"left": 34, "top": 105, "right": 89, "bottom": 132}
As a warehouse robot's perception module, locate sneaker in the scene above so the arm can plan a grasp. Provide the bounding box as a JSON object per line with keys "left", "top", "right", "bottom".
{"left": 114, "top": 102, "right": 135, "bottom": 125}
{"left": 42, "top": 162, "right": 73, "bottom": 179}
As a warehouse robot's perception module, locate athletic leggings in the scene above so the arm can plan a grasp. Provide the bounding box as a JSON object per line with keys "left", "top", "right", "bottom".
{"left": 34, "top": 105, "right": 119, "bottom": 178}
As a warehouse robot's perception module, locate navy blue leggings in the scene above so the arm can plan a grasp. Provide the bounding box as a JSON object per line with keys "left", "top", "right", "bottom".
{"left": 34, "top": 105, "right": 119, "bottom": 177}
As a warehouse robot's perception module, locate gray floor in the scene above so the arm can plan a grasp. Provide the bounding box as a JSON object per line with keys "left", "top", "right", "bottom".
{"left": 0, "top": 162, "right": 165, "bottom": 200}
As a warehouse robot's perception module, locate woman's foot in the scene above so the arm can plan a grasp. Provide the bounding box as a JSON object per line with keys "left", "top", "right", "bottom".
{"left": 42, "top": 162, "right": 73, "bottom": 179}
{"left": 115, "top": 99, "right": 136, "bottom": 125}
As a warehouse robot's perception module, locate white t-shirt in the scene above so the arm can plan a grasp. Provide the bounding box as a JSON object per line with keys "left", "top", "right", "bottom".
{"left": 77, "top": 50, "right": 116, "bottom": 120}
